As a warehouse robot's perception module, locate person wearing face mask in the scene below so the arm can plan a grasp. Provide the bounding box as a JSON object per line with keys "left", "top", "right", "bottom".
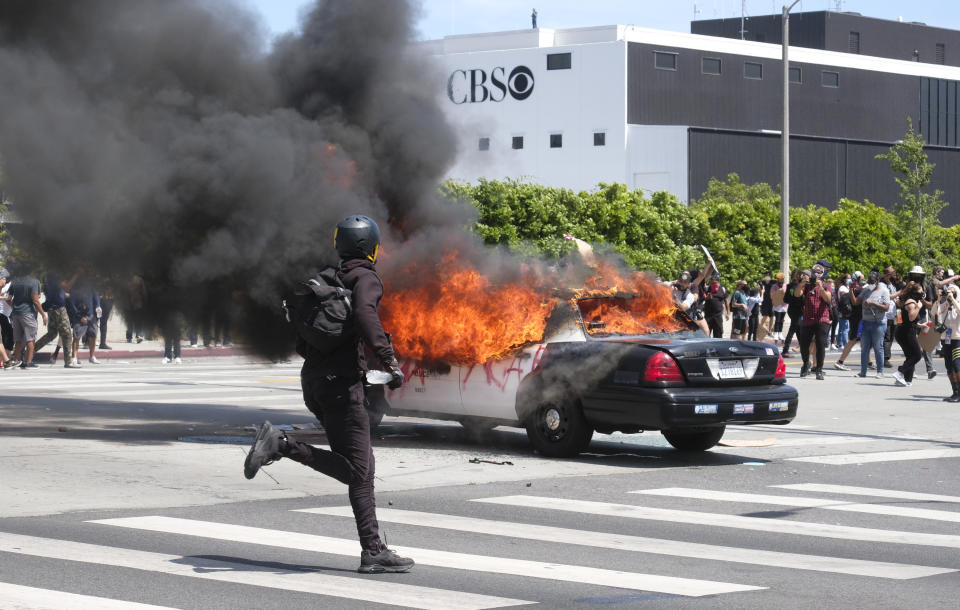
{"left": 854, "top": 270, "right": 891, "bottom": 378}
{"left": 795, "top": 263, "right": 833, "bottom": 380}
{"left": 892, "top": 266, "right": 927, "bottom": 387}
{"left": 937, "top": 277, "right": 960, "bottom": 401}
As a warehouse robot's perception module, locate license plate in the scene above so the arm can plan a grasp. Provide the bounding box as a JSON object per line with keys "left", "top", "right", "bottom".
{"left": 769, "top": 401, "right": 789, "bottom": 412}
{"left": 718, "top": 360, "right": 745, "bottom": 379}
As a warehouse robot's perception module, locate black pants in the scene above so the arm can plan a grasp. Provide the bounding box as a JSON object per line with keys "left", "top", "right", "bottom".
{"left": 99, "top": 298, "right": 113, "bottom": 347}
{"left": 0, "top": 314, "right": 12, "bottom": 351}
{"left": 799, "top": 322, "right": 829, "bottom": 372}
{"left": 706, "top": 314, "right": 724, "bottom": 338}
{"left": 747, "top": 311, "right": 759, "bottom": 341}
{"left": 773, "top": 311, "right": 786, "bottom": 333}
{"left": 287, "top": 368, "right": 382, "bottom": 553}
{"left": 783, "top": 312, "right": 801, "bottom": 353}
{"left": 895, "top": 324, "right": 923, "bottom": 383}
{"left": 884, "top": 321, "right": 896, "bottom": 364}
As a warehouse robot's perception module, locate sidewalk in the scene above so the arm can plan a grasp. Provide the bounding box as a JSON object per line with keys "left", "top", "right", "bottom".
{"left": 32, "top": 339, "right": 247, "bottom": 364}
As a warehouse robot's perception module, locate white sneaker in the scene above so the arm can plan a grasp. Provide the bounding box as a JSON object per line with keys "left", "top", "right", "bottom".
{"left": 71, "top": 358, "right": 81, "bottom": 367}
{"left": 174, "top": 357, "right": 182, "bottom": 364}
{"left": 162, "top": 357, "right": 171, "bottom": 364}
{"left": 88, "top": 356, "right": 100, "bottom": 364}
{"left": 875, "top": 372, "right": 884, "bottom": 379}
{"left": 893, "top": 370, "right": 910, "bottom": 386}
{"left": 833, "top": 361, "right": 849, "bottom": 371}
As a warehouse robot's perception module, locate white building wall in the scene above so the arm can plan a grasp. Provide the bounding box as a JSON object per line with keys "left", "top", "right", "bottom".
{"left": 626, "top": 125, "right": 689, "bottom": 201}
{"left": 436, "top": 39, "right": 628, "bottom": 191}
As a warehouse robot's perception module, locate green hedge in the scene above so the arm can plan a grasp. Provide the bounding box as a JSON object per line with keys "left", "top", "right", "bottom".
{"left": 443, "top": 173, "right": 955, "bottom": 286}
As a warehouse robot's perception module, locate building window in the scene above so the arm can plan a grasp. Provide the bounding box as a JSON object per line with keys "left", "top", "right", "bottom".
{"left": 478, "top": 137, "right": 490, "bottom": 151}
{"left": 822, "top": 70, "right": 840, "bottom": 87}
{"left": 744, "top": 61, "right": 763, "bottom": 79}
{"left": 593, "top": 132, "right": 606, "bottom": 146}
{"left": 701, "top": 57, "right": 721, "bottom": 75}
{"left": 848, "top": 31, "right": 860, "bottom": 54}
{"left": 789, "top": 67, "right": 802, "bottom": 84}
{"left": 654, "top": 51, "right": 677, "bottom": 71}
{"left": 550, "top": 133, "right": 563, "bottom": 148}
{"left": 937, "top": 43, "right": 946, "bottom": 65}
{"left": 547, "top": 52, "right": 572, "bottom": 70}
{"left": 512, "top": 136, "right": 524, "bottom": 150}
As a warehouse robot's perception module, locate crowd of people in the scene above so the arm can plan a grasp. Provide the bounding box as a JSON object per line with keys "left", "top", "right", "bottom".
{"left": 0, "top": 263, "right": 231, "bottom": 369}
{"left": 672, "top": 260, "right": 960, "bottom": 401}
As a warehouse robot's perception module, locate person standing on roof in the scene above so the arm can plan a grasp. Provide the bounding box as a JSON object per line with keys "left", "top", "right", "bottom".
{"left": 244, "top": 214, "right": 412, "bottom": 574}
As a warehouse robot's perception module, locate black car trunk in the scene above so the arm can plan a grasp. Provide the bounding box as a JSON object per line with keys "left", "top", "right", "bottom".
{"left": 659, "top": 340, "right": 782, "bottom": 385}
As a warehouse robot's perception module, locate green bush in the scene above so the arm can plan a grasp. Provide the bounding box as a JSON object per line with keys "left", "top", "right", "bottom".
{"left": 444, "top": 173, "right": 951, "bottom": 286}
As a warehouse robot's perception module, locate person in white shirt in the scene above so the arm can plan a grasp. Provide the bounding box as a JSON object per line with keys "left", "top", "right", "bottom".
{"left": 936, "top": 281, "right": 960, "bottom": 402}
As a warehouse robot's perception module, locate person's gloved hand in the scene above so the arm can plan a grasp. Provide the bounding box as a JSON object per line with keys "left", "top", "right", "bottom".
{"left": 385, "top": 358, "right": 404, "bottom": 390}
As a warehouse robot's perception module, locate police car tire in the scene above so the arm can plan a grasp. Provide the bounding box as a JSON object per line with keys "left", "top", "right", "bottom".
{"left": 662, "top": 426, "right": 726, "bottom": 451}
{"left": 524, "top": 400, "right": 594, "bottom": 458}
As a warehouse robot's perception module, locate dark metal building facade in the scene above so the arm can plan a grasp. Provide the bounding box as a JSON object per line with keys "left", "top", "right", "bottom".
{"left": 626, "top": 12, "right": 960, "bottom": 224}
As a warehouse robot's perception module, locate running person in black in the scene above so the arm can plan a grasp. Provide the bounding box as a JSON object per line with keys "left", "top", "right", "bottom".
{"left": 244, "top": 215, "right": 412, "bottom": 574}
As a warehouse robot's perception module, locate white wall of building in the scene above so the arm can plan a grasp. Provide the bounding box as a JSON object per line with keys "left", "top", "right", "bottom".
{"left": 435, "top": 36, "right": 628, "bottom": 191}
{"left": 626, "top": 125, "right": 689, "bottom": 201}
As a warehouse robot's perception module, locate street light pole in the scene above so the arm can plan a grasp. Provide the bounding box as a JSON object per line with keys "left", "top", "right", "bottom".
{"left": 781, "top": 0, "right": 800, "bottom": 277}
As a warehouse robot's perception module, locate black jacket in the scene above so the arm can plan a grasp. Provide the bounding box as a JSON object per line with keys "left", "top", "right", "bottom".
{"left": 299, "top": 258, "right": 396, "bottom": 375}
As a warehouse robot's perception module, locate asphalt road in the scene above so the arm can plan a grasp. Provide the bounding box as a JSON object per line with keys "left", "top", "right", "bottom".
{"left": 0, "top": 353, "right": 958, "bottom": 609}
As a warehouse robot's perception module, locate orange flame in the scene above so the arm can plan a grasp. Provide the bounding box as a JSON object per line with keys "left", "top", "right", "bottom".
{"left": 381, "top": 255, "right": 683, "bottom": 365}
{"left": 381, "top": 254, "right": 555, "bottom": 364}
{"left": 573, "top": 261, "right": 684, "bottom": 336}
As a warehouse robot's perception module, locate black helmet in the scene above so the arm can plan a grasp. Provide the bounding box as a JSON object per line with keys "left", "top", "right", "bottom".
{"left": 334, "top": 215, "right": 381, "bottom": 263}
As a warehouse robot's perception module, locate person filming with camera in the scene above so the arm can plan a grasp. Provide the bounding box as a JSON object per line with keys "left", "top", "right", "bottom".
{"left": 892, "top": 266, "right": 928, "bottom": 387}
{"left": 795, "top": 262, "right": 833, "bottom": 380}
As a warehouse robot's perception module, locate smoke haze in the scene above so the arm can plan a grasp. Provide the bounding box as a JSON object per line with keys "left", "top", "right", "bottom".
{"left": 0, "top": 0, "right": 462, "bottom": 358}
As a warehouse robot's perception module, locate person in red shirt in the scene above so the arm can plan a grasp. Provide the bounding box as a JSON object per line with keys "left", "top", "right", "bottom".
{"left": 795, "top": 263, "right": 833, "bottom": 380}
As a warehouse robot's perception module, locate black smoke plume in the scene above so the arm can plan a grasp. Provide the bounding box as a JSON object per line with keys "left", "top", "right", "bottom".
{"left": 0, "top": 0, "right": 461, "bottom": 359}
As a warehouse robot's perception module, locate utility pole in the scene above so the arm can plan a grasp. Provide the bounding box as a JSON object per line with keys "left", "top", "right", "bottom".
{"left": 781, "top": 0, "right": 801, "bottom": 276}
{"left": 740, "top": 0, "right": 747, "bottom": 40}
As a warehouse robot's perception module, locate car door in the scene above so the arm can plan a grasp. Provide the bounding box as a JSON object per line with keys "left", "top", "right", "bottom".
{"left": 459, "top": 343, "right": 546, "bottom": 421}
{"left": 386, "top": 357, "right": 463, "bottom": 415}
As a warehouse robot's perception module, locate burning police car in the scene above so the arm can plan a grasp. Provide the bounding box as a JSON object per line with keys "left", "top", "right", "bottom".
{"left": 374, "top": 289, "right": 797, "bottom": 458}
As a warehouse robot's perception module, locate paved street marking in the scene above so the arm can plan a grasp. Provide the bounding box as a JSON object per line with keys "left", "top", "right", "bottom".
{"left": 0, "top": 532, "right": 531, "bottom": 610}
{"left": 0, "top": 582, "right": 176, "bottom": 609}
{"left": 719, "top": 435, "right": 876, "bottom": 447}
{"left": 773, "top": 484, "right": 960, "bottom": 504}
{"left": 632, "top": 488, "right": 960, "bottom": 523}
{"left": 473, "top": 496, "right": 960, "bottom": 549}
{"left": 300, "top": 506, "right": 954, "bottom": 579}
{"left": 90, "top": 516, "right": 763, "bottom": 596}
{"left": 787, "top": 448, "right": 960, "bottom": 464}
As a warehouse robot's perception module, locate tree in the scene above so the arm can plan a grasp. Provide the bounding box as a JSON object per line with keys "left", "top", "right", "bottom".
{"left": 876, "top": 118, "right": 949, "bottom": 265}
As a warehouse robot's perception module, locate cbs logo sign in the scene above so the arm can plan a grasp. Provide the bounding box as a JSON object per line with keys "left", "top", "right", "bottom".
{"left": 447, "top": 66, "right": 534, "bottom": 104}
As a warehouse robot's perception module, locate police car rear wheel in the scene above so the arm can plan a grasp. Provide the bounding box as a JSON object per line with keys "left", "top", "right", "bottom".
{"left": 525, "top": 400, "right": 593, "bottom": 458}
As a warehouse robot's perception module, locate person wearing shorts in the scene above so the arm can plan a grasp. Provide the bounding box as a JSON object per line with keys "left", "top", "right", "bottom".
{"left": 9, "top": 270, "right": 47, "bottom": 368}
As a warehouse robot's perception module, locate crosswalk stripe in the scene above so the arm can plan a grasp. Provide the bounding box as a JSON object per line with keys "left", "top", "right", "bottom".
{"left": 68, "top": 386, "right": 293, "bottom": 398}
{"left": 787, "top": 448, "right": 960, "bottom": 464}
{"left": 0, "top": 582, "right": 176, "bottom": 609}
{"left": 773, "top": 484, "right": 960, "bottom": 504}
{"left": 721, "top": 435, "right": 875, "bottom": 447}
{"left": 631, "top": 488, "right": 960, "bottom": 523}
{"left": 473, "top": 496, "right": 960, "bottom": 549}
{"left": 298, "top": 506, "right": 954, "bottom": 579}
{"left": 89, "top": 516, "right": 763, "bottom": 596}
{"left": 0, "top": 532, "right": 531, "bottom": 610}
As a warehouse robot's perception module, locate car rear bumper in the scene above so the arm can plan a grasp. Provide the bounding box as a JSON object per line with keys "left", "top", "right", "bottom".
{"left": 579, "top": 384, "right": 798, "bottom": 430}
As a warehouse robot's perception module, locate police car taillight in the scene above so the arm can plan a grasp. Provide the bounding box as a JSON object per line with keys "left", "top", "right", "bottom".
{"left": 774, "top": 354, "right": 787, "bottom": 379}
{"left": 643, "top": 351, "right": 683, "bottom": 382}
